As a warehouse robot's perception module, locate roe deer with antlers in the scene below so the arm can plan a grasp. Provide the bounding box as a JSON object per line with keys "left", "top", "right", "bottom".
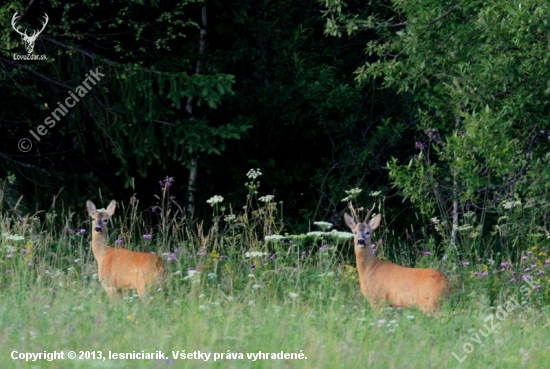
{"left": 87, "top": 200, "right": 165, "bottom": 298}
{"left": 344, "top": 203, "right": 450, "bottom": 314}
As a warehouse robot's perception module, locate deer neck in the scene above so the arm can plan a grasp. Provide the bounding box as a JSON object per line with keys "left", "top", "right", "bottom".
{"left": 355, "top": 244, "right": 378, "bottom": 278}
{"left": 91, "top": 231, "right": 110, "bottom": 261}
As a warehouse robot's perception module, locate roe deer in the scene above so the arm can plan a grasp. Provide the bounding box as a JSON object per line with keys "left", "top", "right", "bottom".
{"left": 344, "top": 203, "right": 450, "bottom": 314}
{"left": 86, "top": 200, "right": 165, "bottom": 298}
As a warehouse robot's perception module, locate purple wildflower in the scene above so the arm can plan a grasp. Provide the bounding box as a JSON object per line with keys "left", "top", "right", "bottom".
{"left": 474, "top": 271, "right": 479, "bottom": 276}
{"left": 143, "top": 234, "right": 152, "bottom": 240}
{"left": 6, "top": 270, "right": 11, "bottom": 273}
{"left": 21, "top": 249, "right": 27, "bottom": 254}
{"left": 174, "top": 247, "right": 183, "bottom": 253}
{"left": 269, "top": 254, "right": 276, "bottom": 260}
{"left": 289, "top": 240, "right": 294, "bottom": 244}
{"left": 481, "top": 271, "right": 488, "bottom": 277}
{"left": 521, "top": 274, "right": 531, "bottom": 281}
{"left": 528, "top": 251, "right": 533, "bottom": 255}
{"left": 462, "top": 261, "right": 470, "bottom": 266}
{"left": 522, "top": 256, "right": 528, "bottom": 261}
{"left": 27, "top": 262, "right": 34, "bottom": 267}
{"left": 115, "top": 239, "right": 123, "bottom": 245}
{"left": 197, "top": 249, "right": 207, "bottom": 256}
{"left": 546, "top": 259, "right": 550, "bottom": 265}
{"left": 220, "top": 255, "right": 225, "bottom": 260}
{"left": 167, "top": 253, "right": 177, "bottom": 262}
{"left": 319, "top": 245, "right": 329, "bottom": 252}
{"left": 159, "top": 176, "right": 175, "bottom": 189}
{"left": 501, "top": 262, "right": 509, "bottom": 268}
{"left": 251, "top": 263, "right": 256, "bottom": 272}
{"left": 509, "top": 278, "right": 516, "bottom": 283}
{"left": 422, "top": 251, "right": 431, "bottom": 256}
{"left": 6, "top": 254, "right": 12, "bottom": 259}
{"left": 537, "top": 271, "right": 545, "bottom": 276}
{"left": 151, "top": 251, "right": 156, "bottom": 254}
{"left": 531, "top": 264, "right": 537, "bottom": 269}
{"left": 535, "top": 284, "right": 542, "bottom": 289}
{"left": 524, "top": 268, "right": 531, "bottom": 272}
{"left": 188, "top": 267, "right": 195, "bottom": 271}
{"left": 301, "top": 251, "right": 307, "bottom": 255}
{"left": 77, "top": 229, "right": 86, "bottom": 235}
{"left": 415, "top": 141, "right": 427, "bottom": 150}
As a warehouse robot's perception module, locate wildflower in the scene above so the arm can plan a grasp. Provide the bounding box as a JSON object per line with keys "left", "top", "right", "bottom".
{"left": 252, "top": 284, "right": 261, "bottom": 289}
{"left": 224, "top": 214, "right": 236, "bottom": 222}
{"left": 307, "top": 231, "right": 325, "bottom": 237}
{"left": 509, "top": 278, "right": 516, "bottom": 283}
{"left": 245, "top": 251, "right": 268, "bottom": 258}
{"left": 167, "top": 253, "right": 177, "bottom": 262}
{"left": 521, "top": 274, "right": 531, "bottom": 281}
{"left": 481, "top": 271, "right": 488, "bottom": 277}
{"left": 422, "top": 251, "right": 431, "bottom": 256}
{"left": 3, "top": 233, "right": 25, "bottom": 241}
{"left": 184, "top": 269, "right": 200, "bottom": 280}
{"left": 265, "top": 235, "right": 285, "bottom": 241}
{"left": 319, "top": 245, "right": 329, "bottom": 252}
{"left": 522, "top": 256, "right": 528, "bottom": 261}
{"left": 246, "top": 168, "right": 262, "bottom": 179}
{"left": 27, "top": 262, "right": 34, "bottom": 267}
{"left": 6, "top": 270, "right": 11, "bottom": 273}
{"left": 474, "top": 271, "right": 479, "bottom": 276}
{"left": 143, "top": 234, "right": 152, "bottom": 240}
{"left": 251, "top": 263, "right": 256, "bottom": 272}
{"left": 462, "top": 261, "right": 470, "bottom": 266}
{"left": 524, "top": 268, "right": 530, "bottom": 272}
{"left": 341, "top": 188, "right": 362, "bottom": 202}
{"left": 69, "top": 229, "right": 76, "bottom": 234}
{"left": 269, "top": 254, "right": 276, "bottom": 260}
{"left": 159, "top": 176, "right": 174, "bottom": 189}
{"left": 259, "top": 195, "right": 274, "bottom": 202}
{"left": 115, "top": 239, "right": 123, "bottom": 245}
{"left": 369, "top": 191, "right": 381, "bottom": 197}
{"left": 502, "top": 200, "right": 521, "bottom": 209}
{"left": 329, "top": 230, "right": 353, "bottom": 239}
{"left": 207, "top": 273, "right": 217, "bottom": 279}
{"left": 429, "top": 217, "right": 440, "bottom": 224}
{"left": 289, "top": 292, "right": 298, "bottom": 298}
{"left": 537, "top": 271, "right": 545, "bottom": 276}
{"left": 501, "top": 262, "right": 510, "bottom": 268}
{"left": 546, "top": 259, "right": 550, "bottom": 265}
{"left": 74, "top": 259, "right": 80, "bottom": 263}
{"left": 77, "top": 229, "right": 86, "bottom": 235}
{"left": 314, "top": 221, "right": 333, "bottom": 230}
{"left": 6, "top": 254, "right": 12, "bottom": 259}
{"left": 197, "top": 249, "right": 207, "bottom": 256}
{"left": 535, "top": 284, "right": 542, "bottom": 289}
{"left": 528, "top": 251, "right": 533, "bottom": 255}
{"left": 414, "top": 141, "right": 427, "bottom": 150}
{"left": 531, "top": 264, "right": 537, "bottom": 269}
{"left": 206, "top": 195, "right": 224, "bottom": 205}
{"left": 407, "top": 315, "right": 414, "bottom": 320}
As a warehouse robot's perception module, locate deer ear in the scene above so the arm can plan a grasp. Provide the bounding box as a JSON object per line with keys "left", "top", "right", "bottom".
{"left": 86, "top": 200, "right": 96, "bottom": 216}
{"left": 105, "top": 200, "right": 117, "bottom": 216}
{"left": 343, "top": 213, "right": 356, "bottom": 230}
{"left": 368, "top": 213, "right": 381, "bottom": 230}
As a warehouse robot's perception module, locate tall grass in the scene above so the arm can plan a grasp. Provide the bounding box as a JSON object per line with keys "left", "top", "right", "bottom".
{"left": 1, "top": 173, "right": 550, "bottom": 368}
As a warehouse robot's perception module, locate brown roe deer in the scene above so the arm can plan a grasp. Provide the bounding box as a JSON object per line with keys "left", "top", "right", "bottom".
{"left": 87, "top": 200, "right": 166, "bottom": 298}
{"left": 344, "top": 203, "right": 450, "bottom": 313}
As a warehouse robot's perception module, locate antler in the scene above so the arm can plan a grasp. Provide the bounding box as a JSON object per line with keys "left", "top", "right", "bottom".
{"left": 11, "top": 12, "right": 27, "bottom": 37}
{"left": 348, "top": 201, "right": 359, "bottom": 221}
{"left": 35, "top": 13, "right": 49, "bottom": 37}
{"left": 363, "top": 202, "right": 376, "bottom": 223}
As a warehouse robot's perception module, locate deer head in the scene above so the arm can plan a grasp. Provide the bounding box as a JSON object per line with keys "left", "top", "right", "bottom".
{"left": 344, "top": 202, "right": 381, "bottom": 249}
{"left": 11, "top": 12, "right": 49, "bottom": 54}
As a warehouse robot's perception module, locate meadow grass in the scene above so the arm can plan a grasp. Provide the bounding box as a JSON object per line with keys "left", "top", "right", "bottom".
{"left": 2, "top": 180, "right": 550, "bottom": 368}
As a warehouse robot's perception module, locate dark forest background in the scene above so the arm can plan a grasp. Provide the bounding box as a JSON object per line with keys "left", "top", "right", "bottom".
{"left": 2, "top": 0, "right": 549, "bottom": 247}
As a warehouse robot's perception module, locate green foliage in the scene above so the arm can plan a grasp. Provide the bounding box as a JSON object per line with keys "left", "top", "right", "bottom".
{"left": 322, "top": 0, "right": 550, "bottom": 251}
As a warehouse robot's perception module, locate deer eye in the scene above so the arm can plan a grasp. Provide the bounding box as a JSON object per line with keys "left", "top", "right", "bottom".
{"left": 366, "top": 231, "right": 370, "bottom": 236}
{"left": 103, "top": 219, "right": 108, "bottom": 223}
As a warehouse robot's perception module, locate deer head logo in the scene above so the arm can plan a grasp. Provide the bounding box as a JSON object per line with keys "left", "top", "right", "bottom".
{"left": 11, "top": 12, "right": 49, "bottom": 54}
